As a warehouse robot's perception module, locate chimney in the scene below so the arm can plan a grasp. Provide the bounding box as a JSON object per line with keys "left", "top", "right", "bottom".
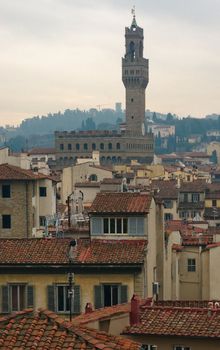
{"left": 85, "top": 302, "right": 93, "bottom": 314}
{"left": 130, "top": 294, "right": 140, "bottom": 326}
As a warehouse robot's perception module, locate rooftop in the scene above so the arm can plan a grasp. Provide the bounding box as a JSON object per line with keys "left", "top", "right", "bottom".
{"left": 0, "top": 238, "right": 147, "bottom": 265}
{"left": 89, "top": 192, "right": 152, "bottom": 214}
{"left": 28, "top": 147, "right": 56, "bottom": 155}
{"left": 0, "top": 309, "right": 141, "bottom": 349}
{"left": 124, "top": 303, "right": 220, "bottom": 339}
{"left": 0, "top": 163, "right": 51, "bottom": 181}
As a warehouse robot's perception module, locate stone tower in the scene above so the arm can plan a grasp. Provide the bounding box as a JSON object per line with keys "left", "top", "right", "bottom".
{"left": 122, "top": 13, "right": 149, "bottom": 137}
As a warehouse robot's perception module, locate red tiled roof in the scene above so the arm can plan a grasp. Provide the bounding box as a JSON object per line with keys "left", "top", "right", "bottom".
{"left": 73, "top": 303, "right": 130, "bottom": 326}
{"left": 180, "top": 179, "right": 207, "bottom": 192}
{"left": 0, "top": 238, "right": 147, "bottom": 265}
{"left": 89, "top": 192, "right": 152, "bottom": 214}
{"left": 0, "top": 163, "right": 50, "bottom": 181}
{"left": 151, "top": 180, "right": 178, "bottom": 199}
{"left": 0, "top": 309, "right": 141, "bottom": 349}
{"left": 101, "top": 178, "right": 122, "bottom": 184}
{"left": 124, "top": 305, "right": 220, "bottom": 339}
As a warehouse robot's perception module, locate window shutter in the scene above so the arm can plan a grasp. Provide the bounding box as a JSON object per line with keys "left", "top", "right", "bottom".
{"left": 128, "top": 217, "right": 136, "bottom": 235}
{"left": 91, "top": 217, "right": 102, "bottom": 235}
{"left": 120, "top": 285, "right": 128, "bottom": 304}
{"left": 47, "top": 285, "right": 55, "bottom": 311}
{"left": 2, "top": 285, "right": 9, "bottom": 313}
{"left": 27, "top": 285, "right": 34, "bottom": 308}
{"left": 94, "top": 285, "right": 102, "bottom": 309}
{"left": 136, "top": 217, "right": 145, "bottom": 235}
{"left": 73, "top": 285, "right": 80, "bottom": 314}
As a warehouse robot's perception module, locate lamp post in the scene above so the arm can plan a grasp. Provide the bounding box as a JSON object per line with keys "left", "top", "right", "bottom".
{"left": 67, "top": 272, "right": 74, "bottom": 321}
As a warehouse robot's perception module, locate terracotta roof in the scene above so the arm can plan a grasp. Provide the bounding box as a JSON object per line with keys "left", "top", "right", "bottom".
{"left": 124, "top": 305, "right": 220, "bottom": 339}
{"left": 89, "top": 192, "right": 152, "bottom": 214}
{"left": 73, "top": 303, "right": 131, "bottom": 326}
{"left": 101, "top": 178, "right": 122, "bottom": 184}
{"left": 0, "top": 309, "right": 141, "bottom": 349}
{"left": 0, "top": 163, "right": 51, "bottom": 181}
{"left": 180, "top": 180, "right": 207, "bottom": 192}
{"left": 151, "top": 180, "right": 178, "bottom": 199}
{"left": 28, "top": 147, "right": 56, "bottom": 155}
{"left": 0, "top": 238, "right": 147, "bottom": 265}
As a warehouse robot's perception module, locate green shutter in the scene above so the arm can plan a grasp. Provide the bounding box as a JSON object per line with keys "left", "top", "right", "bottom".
{"left": 120, "top": 285, "right": 128, "bottom": 303}
{"left": 47, "top": 285, "right": 55, "bottom": 311}
{"left": 94, "top": 285, "right": 102, "bottom": 309}
{"left": 2, "top": 285, "right": 9, "bottom": 313}
{"left": 27, "top": 285, "right": 34, "bottom": 308}
{"left": 73, "top": 285, "right": 80, "bottom": 314}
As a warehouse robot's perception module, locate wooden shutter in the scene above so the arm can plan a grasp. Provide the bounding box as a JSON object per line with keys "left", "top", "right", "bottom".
{"left": 91, "top": 217, "right": 102, "bottom": 235}
{"left": 120, "top": 285, "right": 128, "bottom": 304}
{"left": 27, "top": 285, "right": 34, "bottom": 308}
{"left": 94, "top": 285, "right": 102, "bottom": 309}
{"left": 2, "top": 285, "right": 9, "bottom": 313}
{"left": 128, "top": 217, "right": 137, "bottom": 235}
{"left": 73, "top": 285, "right": 80, "bottom": 314}
{"left": 47, "top": 285, "right": 55, "bottom": 311}
{"left": 136, "top": 217, "right": 145, "bottom": 235}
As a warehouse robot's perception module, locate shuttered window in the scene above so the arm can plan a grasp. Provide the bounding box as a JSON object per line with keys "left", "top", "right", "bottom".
{"left": 1, "top": 284, "right": 34, "bottom": 313}
{"left": 47, "top": 284, "right": 80, "bottom": 314}
{"left": 94, "top": 284, "right": 128, "bottom": 309}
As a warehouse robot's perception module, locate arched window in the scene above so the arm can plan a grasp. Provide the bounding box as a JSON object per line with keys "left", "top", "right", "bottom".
{"left": 117, "top": 156, "right": 121, "bottom": 163}
{"left": 76, "top": 143, "right": 80, "bottom": 151}
{"left": 108, "top": 143, "right": 112, "bottom": 150}
{"left": 100, "top": 143, "right": 104, "bottom": 150}
{"left": 116, "top": 143, "right": 120, "bottom": 150}
{"left": 112, "top": 156, "right": 116, "bottom": 163}
{"left": 107, "top": 156, "right": 111, "bottom": 163}
{"left": 92, "top": 143, "right": 96, "bottom": 150}
{"left": 68, "top": 143, "right": 72, "bottom": 150}
{"left": 84, "top": 143, "right": 88, "bottom": 150}
{"left": 101, "top": 156, "right": 105, "bottom": 163}
{"left": 60, "top": 143, "right": 64, "bottom": 151}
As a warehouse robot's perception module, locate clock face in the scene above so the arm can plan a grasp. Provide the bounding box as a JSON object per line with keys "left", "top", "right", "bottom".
{"left": 142, "top": 123, "right": 145, "bottom": 136}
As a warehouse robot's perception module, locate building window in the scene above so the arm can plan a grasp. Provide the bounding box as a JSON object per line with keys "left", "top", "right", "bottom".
{"left": 164, "top": 213, "right": 173, "bottom": 221}
{"left": 183, "top": 193, "right": 188, "bottom": 202}
{"left": 141, "top": 346, "right": 157, "bottom": 350}
{"left": 103, "top": 218, "right": 128, "bottom": 234}
{"left": 187, "top": 258, "right": 196, "bottom": 272}
{"left": 212, "top": 200, "right": 217, "bottom": 207}
{"left": 60, "top": 143, "right": 64, "bottom": 151}
{"left": 92, "top": 143, "right": 96, "bottom": 150}
{"left": 68, "top": 143, "right": 72, "bottom": 150}
{"left": 39, "top": 187, "right": 47, "bottom": 197}
{"left": 84, "top": 143, "right": 88, "bottom": 150}
{"left": 2, "top": 184, "right": 11, "bottom": 198}
{"left": 76, "top": 143, "right": 80, "bottom": 150}
{"left": 192, "top": 193, "right": 200, "bottom": 203}
{"left": 47, "top": 285, "right": 80, "bottom": 314}
{"left": 116, "top": 143, "right": 120, "bottom": 150}
{"left": 94, "top": 284, "right": 127, "bottom": 309}
{"left": 2, "top": 215, "right": 11, "bottom": 229}
{"left": 89, "top": 174, "right": 98, "bottom": 182}
{"left": 100, "top": 143, "right": 104, "bottom": 150}
{"left": 39, "top": 216, "right": 46, "bottom": 226}
{"left": 108, "top": 143, "right": 112, "bottom": 150}
{"left": 1, "top": 284, "right": 34, "bottom": 313}
{"left": 163, "top": 200, "right": 173, "bottom": 209}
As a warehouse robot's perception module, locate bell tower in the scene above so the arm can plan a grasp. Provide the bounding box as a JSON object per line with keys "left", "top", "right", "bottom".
{"left": 122, "top": 10, "right": 149, "bottom": 136}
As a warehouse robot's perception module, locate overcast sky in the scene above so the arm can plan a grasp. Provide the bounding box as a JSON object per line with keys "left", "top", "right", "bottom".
{"left": 0, "top": 0, "right": 219, "bottom": 126}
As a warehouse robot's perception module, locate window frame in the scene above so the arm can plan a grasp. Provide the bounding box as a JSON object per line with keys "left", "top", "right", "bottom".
{"left": 2, "top": 214, "right": 11, "bottom": 229}
{"left": 10, "top": 284, "right": 26, "bottom": 312}
{"left": 187, "top": 258, "right": 196, "bottom": 272}
{"left": 2, "top": 184, "right": 11, "bottom": 198}
{"left": 56, "top": 284, "right": 70, "bottom": 313}
{"left": 102, "top": 217, "right": 128, "bottom": 235}
{"left": 39, "top": 186, "right": 47, "bottom": 197}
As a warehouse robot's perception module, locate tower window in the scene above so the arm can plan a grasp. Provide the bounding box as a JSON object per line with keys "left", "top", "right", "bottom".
{"left": 68, "top": 143, "right": 72, "bottom": 150}
{"left": 60, "top": 143, "right": 64, "bottom": 151}
{"left": 84, "top": 143, "right": 88, "bottom": 151}
{"left": 116, "top": 143, "right": 120, "bottom": 150}
{"left": 100, "top": 143, "right": 104, "bottom": 150}
{"left": 131, "top": 98, "right": 134, "bottom": 102}
{"left": 92, "top": 143, "right": 96, "bottom": 150}
{"left": 76, "top": 143, "right": 80, "bottom": 151}
{"left": 131, "top": 116, "right": 134, "bottom": 119}
{"left": 108, "top": 143, "right": 112, "bottom": 150}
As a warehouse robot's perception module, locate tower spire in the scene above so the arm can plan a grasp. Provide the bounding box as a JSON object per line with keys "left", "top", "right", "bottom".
{"left": 131, "top": 6, "right": 137, "bottom": 29}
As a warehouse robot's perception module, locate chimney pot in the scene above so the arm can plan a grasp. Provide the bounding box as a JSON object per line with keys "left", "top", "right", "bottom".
{"left": 85, "top": 302, "right": 93, "bottom": 314}
{"left": 130, "top": 294, "right": 140, "bottom": 326}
